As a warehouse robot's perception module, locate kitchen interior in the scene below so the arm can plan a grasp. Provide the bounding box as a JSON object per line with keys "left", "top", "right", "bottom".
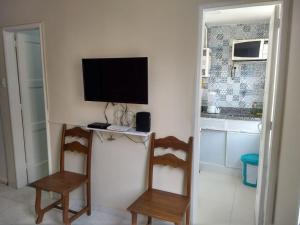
{"left": 197, "top": 5, "right": 275, "bottom": 225}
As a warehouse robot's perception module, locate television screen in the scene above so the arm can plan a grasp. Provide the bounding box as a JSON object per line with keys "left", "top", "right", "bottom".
{"left": 82, "top": 57, "right": 148, "bottom": 104}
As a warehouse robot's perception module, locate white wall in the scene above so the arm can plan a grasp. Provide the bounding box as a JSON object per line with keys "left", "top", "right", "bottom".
{"left": 0, "top": 0, "right": 299, "bottom": 224}
{"left": 0, "top": 0, "right": 199, "bottom": 210}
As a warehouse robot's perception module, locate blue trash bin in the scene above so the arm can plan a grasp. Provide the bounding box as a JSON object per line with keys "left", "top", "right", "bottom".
{"left": 241, "top": 153, "right": 259, "bottom": 188}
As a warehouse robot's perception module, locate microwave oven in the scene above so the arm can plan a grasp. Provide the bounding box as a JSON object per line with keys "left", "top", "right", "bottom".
{"left": 232, "top": 39, "right": 268, "bottom": 61}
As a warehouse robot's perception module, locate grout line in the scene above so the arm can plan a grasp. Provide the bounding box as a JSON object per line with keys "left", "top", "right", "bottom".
{"left": 229, "top": 177, "right": 239, "bottom": 225}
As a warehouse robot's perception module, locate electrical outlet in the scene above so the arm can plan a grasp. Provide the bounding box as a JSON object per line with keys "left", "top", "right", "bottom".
{"left": 1, "top": 77, "right": 6, "bottom": 88}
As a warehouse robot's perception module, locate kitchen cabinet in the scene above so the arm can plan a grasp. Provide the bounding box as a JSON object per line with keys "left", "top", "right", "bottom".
{"left": 226, "top": 131, "right": 260, "bottom": 169}
{"left": 200, "top": 117, "right": 261, "bottom": 134}
{"left": 200, "top": 130, "right": 226, "bottom": 166}
{"left": 200, "top": 118, "right": 262, "bottom": 171}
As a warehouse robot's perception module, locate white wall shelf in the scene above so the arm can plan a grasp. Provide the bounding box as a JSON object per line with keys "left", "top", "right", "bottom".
{"left": 86, "top": 127, "right": 152, "bottom": 137}
{"left": 86, "top": 126, "right": 152, "bottom": 148}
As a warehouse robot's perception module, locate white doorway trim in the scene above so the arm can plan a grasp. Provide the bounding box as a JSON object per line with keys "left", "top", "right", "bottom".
{"left": 0, "top": 115, "right": 8, "bottom": 184}
{"left": 191, "top": 1, "right": 292, "bottom": 225}
{"left": 2, "top": 23, "right": 52, "bottom": 188}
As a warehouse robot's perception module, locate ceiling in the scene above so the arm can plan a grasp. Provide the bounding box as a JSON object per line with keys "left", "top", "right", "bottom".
{"left": 204, "top": 5, "right": 275, "bottom": 25}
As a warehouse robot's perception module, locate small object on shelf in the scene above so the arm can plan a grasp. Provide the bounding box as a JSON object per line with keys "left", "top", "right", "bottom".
{"left": 87, "top": 122, "right": 111, "bottom": 129}
{"left": 136, "top": 112, "right": 151, "bottom": 132}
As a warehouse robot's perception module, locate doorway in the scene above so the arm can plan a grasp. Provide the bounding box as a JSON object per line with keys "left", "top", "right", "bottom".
{"left": 3, "top": 24, "right": 50, "bottom": 188}
{"left": 192, "top": 2, "right": 287, "bottom": 225}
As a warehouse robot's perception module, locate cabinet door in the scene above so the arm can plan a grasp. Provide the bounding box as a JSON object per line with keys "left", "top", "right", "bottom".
{"left": 200, "top": 129, "right": 226, "bottom": 166}
{"left": 226, "top": 132, "right": 260, "bottom": 169}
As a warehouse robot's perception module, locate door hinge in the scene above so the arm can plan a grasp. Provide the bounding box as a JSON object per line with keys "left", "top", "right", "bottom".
{"left": 13, "top": 39, "right": 17, "bottom": 48}
{"left": 13, "top": 34, "right": 18, "bottom": 48}
{"left": 275, "top": 18, "right": 280, "bottom": 28}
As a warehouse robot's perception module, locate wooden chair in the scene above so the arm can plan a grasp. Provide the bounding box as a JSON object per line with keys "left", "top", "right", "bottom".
{"left": 127, "top": 133, "right": 193, "bottom": 225}
{"left": 31, "top": 124, "right": 93, "bottom": 225}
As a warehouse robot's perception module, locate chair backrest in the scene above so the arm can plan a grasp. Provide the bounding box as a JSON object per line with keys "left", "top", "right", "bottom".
{"left": 60, "top": 124, "right": 93, "bottom": 178}
{"left": 148, "top": 133, "right": 193, "bottom": 197}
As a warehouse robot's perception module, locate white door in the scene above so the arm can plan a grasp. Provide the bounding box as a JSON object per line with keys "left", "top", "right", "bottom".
{"left": 255, "top": 5, "right": 280, "bottom": 225}
{"left": 16, "top": 30, "right": 49, "bottom": 183}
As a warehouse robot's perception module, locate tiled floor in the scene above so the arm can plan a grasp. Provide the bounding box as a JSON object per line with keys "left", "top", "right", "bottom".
{"left": 0, "top": 171, "right": 255, "bottom": 225}
{"left": 198, "top": 170, "right": 256, "bottom": 225}
{"left": 0, "top": 183, "right": 131, "bottom": 225}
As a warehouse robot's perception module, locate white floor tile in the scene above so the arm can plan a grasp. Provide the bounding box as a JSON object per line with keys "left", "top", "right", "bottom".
{"left": 199, "top": 171, "right": 237, "bottom": 204}
{"left": 199, "top": 198, "right": 232, "bottom": 225}
{"left": 0, "top": 186, "right": 36, "bottom": 205}
{"left": 236, "top": 183, "right": 256, "bottom": 205}
{"left": 0, "top": 196, "right": 20, "bottom": 212}
{"left": 0, "top": 183, "right": 13, "bottom": 194}
{"left": 197, "top": 170, "right": 256, "bottom": 225}
{"left": 0, "top": 203, "right": 35, "bottom": 225}
{"left": 230, "top": 183, "right": 256, "bottom": 225}
{"left": 75, "top": 210, "right": 123, "bottom": 225}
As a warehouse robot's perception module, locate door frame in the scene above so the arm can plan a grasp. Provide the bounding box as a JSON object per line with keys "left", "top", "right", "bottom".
{"left": 2, "top": 23, "right": 52, "bottom": 188}
{"left": 191, "top": 0, "right": 292, "bottom": 224}
{"left": 0, "top": 115, "right": 8, "bottom": 184}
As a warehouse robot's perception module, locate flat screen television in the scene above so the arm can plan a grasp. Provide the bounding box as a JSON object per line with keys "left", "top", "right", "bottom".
{"left": 82, "top": 57, "right": 148, "bottom": 104}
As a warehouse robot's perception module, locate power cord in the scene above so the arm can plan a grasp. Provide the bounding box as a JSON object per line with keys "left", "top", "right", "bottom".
{"left": 104, "top": 102, "right": 117, "bottom": 124}
{"left": 113, "top": 103, "right": 135, "bottom": 127}
{"left": 101, "top": 131, "right": 148, "bottom": 146}
{"left": 104, "top": 102, "right": 109, "bottom": 124}
{"left": 125, "top": 134, "right": 149, "bottom": 144}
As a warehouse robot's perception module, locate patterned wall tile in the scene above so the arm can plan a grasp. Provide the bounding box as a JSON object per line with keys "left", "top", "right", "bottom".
{"left": 202, "top": 23, "right": 269, "bottom": 108}
{"left": 233, "top": 95, "right": 239, "bottom": 101}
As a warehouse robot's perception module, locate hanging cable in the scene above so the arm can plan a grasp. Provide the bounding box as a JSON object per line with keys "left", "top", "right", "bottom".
{"left": 104, "top": 102, "right": 109, "bottom": 123}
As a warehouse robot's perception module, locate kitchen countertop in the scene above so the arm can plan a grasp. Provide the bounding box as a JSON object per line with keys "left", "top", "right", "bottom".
{"left": 201, "top": 107, "right": 262, "bottom": 121}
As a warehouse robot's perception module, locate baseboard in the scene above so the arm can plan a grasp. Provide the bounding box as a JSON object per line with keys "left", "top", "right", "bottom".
{"left": 0, "top": 177, "right": 8, "bottom": 185}
{"left": 200, "top": 162, "right": 241, "bottom": 177}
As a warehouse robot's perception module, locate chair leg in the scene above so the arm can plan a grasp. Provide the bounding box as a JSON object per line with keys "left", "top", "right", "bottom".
{"left": 131, "top": 212, "right": 137, "bottom": 225}
{"left": 87, "top": 181, "right": 91, "bottom": 216}
{"left": 186, "top": 205, "right": 190, "bottom": 225}
{"left": 147, "top": 216, "right": 152, "bottom": 225}
{"left": 35, "top": 188, "right": 44, "bottom": 224}
{"left": 62, "top": 193, "right": 70, "bottom": 225}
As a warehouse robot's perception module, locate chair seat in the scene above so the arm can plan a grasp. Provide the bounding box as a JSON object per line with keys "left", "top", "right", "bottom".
{"left": 31, "top": 171, "right": 88, "bottom": 194}
{"left": 127, "top": 189, "right": 190, "bottom": 223}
